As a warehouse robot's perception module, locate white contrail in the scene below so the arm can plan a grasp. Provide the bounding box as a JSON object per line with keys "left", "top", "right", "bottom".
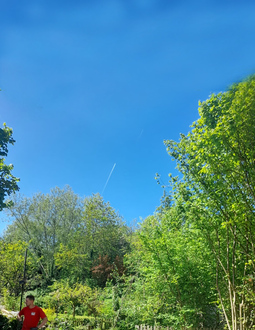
{"left": 138, "top": 129, "right": 144, "bottom": 140}
{"left": 102, "top": 163, "right": 116, "bottom": 195}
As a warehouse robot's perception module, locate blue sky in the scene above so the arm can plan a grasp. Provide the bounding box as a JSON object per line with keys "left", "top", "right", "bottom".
{"left": 1, "top": 0, "right": 255, "bottom": 234}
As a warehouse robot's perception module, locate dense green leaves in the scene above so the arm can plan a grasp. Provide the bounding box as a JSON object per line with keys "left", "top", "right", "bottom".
{"left": 0, "top": 123, "right": 19, "bottom": 210}
{"left": 120, "top": 210, "right": 219, "bottom": 328}
{"left": 0, "top": 240, "right": 34, "bottom": 299}
{"left": 4, "top": 187, "right": 129, "bottom": 287}
{"left": 163, "top": 76, "right": 255, "bottom": 329}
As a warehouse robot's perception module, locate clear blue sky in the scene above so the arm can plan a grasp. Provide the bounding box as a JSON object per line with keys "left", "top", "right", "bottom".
{"left": 1, "top": 0, "right": 255, "bottom": 234}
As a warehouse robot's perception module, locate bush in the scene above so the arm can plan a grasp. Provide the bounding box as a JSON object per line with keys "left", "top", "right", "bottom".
{"left": 1, "top": 288, "right": 20, "bottom": 311}
{"left": 46, "top": 314, "right": 96, "bottom": 329}
{"left": 0, "top": 314, "right": 9, "bottom": 328}
{"left": 0, "top": 314, "right": 22, "bottom": 330}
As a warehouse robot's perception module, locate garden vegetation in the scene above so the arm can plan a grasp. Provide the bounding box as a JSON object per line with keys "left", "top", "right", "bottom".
{"left": 1, "top": 76, "right": 255, "bottom": 329}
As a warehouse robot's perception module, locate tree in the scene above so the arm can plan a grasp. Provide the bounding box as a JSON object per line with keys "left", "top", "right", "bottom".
{"left": 120, "top": 207, "right": 218, "bottom": 329}
{"left": 0, "top": 240, "right": 33, "bottom": 297}
{"left": 54, "top": 243, "right": 90, "bottom": 283}
{"left": 55, "top": 193, "right": 129, "bottom": 285}
{"left": 0, "top": 123, "right": 19, "bottom": 210}
{"left": 91, "top": 255, "right": 125, "bottom": 287}
{"left": 5, "top": 188, "right": 129, "bottom": 286}
{"left": 5, "top": 186, "right": 83, "bottom": 282}
{"left": 82, "top": 193, "right": 128, "bottom": 263}
{"left": 49, "top": 281, "right": 93, "bottom": 317}
{"left": 164, "top": 76, "right": 255, "bottom": 329}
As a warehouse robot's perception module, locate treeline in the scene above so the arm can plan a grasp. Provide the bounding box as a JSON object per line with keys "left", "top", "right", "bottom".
{"left": 1, "top": 76, "right": 255, "bottom": 329}
{"left": 4, "top": 189, "right": 128, "bottom": 287}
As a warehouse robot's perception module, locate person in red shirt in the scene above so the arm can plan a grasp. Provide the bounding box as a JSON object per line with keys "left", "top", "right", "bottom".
{"left": 18, "top": 295, "right": 48, "bottom": 330}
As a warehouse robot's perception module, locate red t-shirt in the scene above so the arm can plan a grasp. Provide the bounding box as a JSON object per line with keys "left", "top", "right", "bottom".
{"left": 19, "top": 305, "right": 46, "bottom": 330}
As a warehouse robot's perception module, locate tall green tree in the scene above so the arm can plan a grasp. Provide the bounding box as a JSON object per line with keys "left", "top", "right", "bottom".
{"left": 55, "top": 193, "right": 129, "bottom": 285}
{"left": 5, "top": 186, "right": 83, "bottom": 282}
{"left": 82, "top": 193, "right": 128, "bottom": 262}
{"left": 5, "top": 188, "right": 129, "bottom": 286}
{"left": 120, "top": 205, "right": 218, "bottom": 329}
{"left": 0, "top": 123, "right": 19, "bottom": 210}
{"left": 164, "top": 76, "right": 255, "bottom": 329}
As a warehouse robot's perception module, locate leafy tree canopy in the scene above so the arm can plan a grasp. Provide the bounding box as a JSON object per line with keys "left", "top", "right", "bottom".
{"left": 0, "top": 123, "right": 19, "bottom": 210}
{"left": 163, "top": 75, "right": 255, "bottom": 329}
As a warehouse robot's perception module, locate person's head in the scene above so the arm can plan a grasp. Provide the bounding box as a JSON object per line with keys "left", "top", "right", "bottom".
{"left": 25, "top": 295, "right": 35, "bottom": 307}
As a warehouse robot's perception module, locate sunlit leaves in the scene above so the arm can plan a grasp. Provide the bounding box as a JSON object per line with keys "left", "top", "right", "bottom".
{"left": 0, "top": 123, "right": 19, "bottom": 210}
{"left": 163, "top": 76, "right": 255, "bottom": 329}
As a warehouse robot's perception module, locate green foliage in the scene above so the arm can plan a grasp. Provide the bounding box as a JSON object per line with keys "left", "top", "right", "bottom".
{"left": 103, "top": 76, "right": 255, "bottom": 329}
{"left": 46, "top": 314, "right": 97, "bottom": 330}
{"left": 5, "top": 188, "right": 129, "bottom": 286}
{"left": 0, "top": 240, "right": 33, "bottom": 297}
{"left": 0, "top": 314, "right": 9, "bottom": 329}
{"left": 54, "top": 243, "right": 90, "bottom": 284}
{"left": 163, "top": 76, "right": 255, "bottom": 329}
{"left": 118, "top": 211, "right": 220, "bottom": 329}
{"left": 5, "top": 186, "right": 83, "bottom": 282}
{"left": 48, "top": 281, "right": 99, "bottom": 318}
{"left": 0, "top": 123, "right": 19, "bottom": 210}
{"left": 0, "top": 314, "right": 22, "bottom": 330}
{"left": 1, "top": 288, "right": 20, "bottom": 311}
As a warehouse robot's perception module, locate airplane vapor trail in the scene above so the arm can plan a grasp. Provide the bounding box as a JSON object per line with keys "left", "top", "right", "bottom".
{"left": 102, "top": 163, "right": 116, "bottom": 195}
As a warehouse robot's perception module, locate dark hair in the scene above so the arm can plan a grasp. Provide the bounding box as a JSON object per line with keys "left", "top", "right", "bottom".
{"left": 26, "top": 295, "right": 35, "bottom": 301}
